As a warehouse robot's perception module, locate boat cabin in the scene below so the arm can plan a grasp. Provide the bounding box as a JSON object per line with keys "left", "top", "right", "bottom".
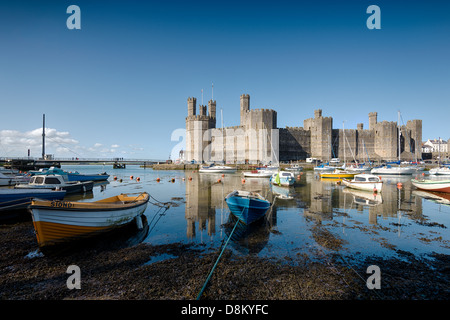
{"left": 29, "top": 175, "right": 66, "bottom": 186}
{"left": 353, "top": 174, "right": 381, "bottom": 182}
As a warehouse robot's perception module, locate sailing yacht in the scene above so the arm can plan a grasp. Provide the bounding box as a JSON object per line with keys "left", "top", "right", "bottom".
{"left": 371, "top": 111, "right": 415, "bottom": 175}
{"left": 199, "top": 107, "right": 236, "bottom": 174}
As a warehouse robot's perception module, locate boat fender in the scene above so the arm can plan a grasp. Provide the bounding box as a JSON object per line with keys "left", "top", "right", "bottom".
{"left": 130, "top": 175, "right": 133, "bottom": 179}
{"left": 156, "top": 178, "right": 160, "bottom": 182}
{"left": 242, "top": 179, "right": 245, "bottom": 183}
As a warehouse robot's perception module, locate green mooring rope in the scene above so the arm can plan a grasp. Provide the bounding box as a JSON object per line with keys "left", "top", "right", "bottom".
{"left": 196, "top": 217, "right": 241, "bottom": 300}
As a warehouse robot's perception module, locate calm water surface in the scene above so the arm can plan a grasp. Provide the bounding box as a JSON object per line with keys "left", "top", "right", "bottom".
{"left": 62, "top": 165, "right": 450, "bottom": 263}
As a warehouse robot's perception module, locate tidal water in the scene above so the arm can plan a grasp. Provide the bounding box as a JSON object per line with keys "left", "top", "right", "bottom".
{"left": 62, "top": 165, "right": 450, "bottom": 263}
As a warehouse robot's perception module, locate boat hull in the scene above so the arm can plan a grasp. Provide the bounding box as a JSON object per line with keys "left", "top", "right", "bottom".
{"left": 15, "top": 181, "right": 94, "bottom": 194}
{"left": 371, "top": 167, "right": 415, "bottom": 175}
{"left": 320, "top": 172, "right": 356, "bottom": 179}
{"left": 243, "top": 171, "right": 272, "bottom": 178}
{"left": 411, "top": 179, "right": 450, "bottom": 193}
{"left": 342, "top": 179, "right": 383, "bottom": 192}
{"left": 67, "top": 173, "right": 109, "bottom": 182}
{"left": 225, "top": 191, "right": 271, "bottom": 225}
{"left": 199, "top": 166, "right": 236, "bottom": 173}
{"left": 270, "top": 172, "right": 296, "bottom": 186}
{"left": 30, "top": 193, "right": 149, "bottom": 248}
{"left": 0, "top": 189, "right": 66, "bottom": 214}
{"left": 429, "top": 168, "right": 450, "bottom": 175}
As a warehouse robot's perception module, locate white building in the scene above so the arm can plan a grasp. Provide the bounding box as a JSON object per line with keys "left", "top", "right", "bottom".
{"left": 422, "top": 138, "right": 448, "bottom": 153}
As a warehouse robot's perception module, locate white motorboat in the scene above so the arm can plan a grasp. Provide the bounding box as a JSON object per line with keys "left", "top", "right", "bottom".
{"left": 429, "top": 167, "right": 450, "bottom": 176}
{"left": 15, "top": 174, "right": 94, "bottom": 194}
{"left": 0, "top": 172, "right": 30, "bottom": 186}
{"left": 270, "top": 171, "right": 296, "bottom": 186}
{"left": 342, "top": 174, "right": 383, "bottom": 193}
{"left": 243, "top": 169, "right": 273, "bottom": 178}
{"left": 313, "top": 164, "right": 335, "bottom": 172}
{"left": 371, "top": 165, "right": 416, "bottom": 175}
{"left": 199, "top": 164, "right": 236, "bottom": 173}
{"left": 285, "top": 164, "right": 303, "bottom": 172}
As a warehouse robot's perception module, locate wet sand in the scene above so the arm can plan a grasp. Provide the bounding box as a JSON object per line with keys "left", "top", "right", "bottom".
{"left": 0, "top": 219, "right": 448, "bottom": 301}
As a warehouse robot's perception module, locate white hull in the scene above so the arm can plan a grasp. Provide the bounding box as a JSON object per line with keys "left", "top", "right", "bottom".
{"left": 411, "top": 179, "right": 450, "bottom": 192}
{"left": 199, "top": 166, "right": 236, "bottom": 173}
{"left": 270, "top": 171, "right": 296, "bottom": 186}
{"left": 243, "top": 170, "right": 273, "bottom": 178}
{"left": 429, "top": 167, "right": 450, "bottom": 175}
{"left": 32, "top": 203, "right": 148, "bottom": 228}
{"left": 314, "top": 166, "right": 335, "bottom": 172}
{"left": 371, "top": 167, "right": 416, "bottom": 175}
{"left": 0, "top": 173, "right": 30, "bottom": 186}
{"left": 342, "top": 179, "right": 383, "bottom": 192}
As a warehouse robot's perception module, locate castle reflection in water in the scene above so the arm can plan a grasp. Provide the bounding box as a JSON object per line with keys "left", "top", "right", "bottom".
{"left": 183, "top": 171, "right": 426, "bottom": 240}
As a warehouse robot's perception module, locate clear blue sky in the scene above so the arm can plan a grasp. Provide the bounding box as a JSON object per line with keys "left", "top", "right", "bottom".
{"left": 0, "top": 0, "right": 449, "bottom": 160}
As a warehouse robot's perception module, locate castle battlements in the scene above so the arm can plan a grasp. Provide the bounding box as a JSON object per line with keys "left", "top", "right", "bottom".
{"left": 185, "top": 93, "right": 422, "bottom": 163}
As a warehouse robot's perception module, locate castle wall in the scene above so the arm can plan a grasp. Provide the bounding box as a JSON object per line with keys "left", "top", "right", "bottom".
{"left": 185, "top": 94, "right": 422, "bottom": 163}
{"left": 279, "top": 127, "right": 310, "bottom": 161}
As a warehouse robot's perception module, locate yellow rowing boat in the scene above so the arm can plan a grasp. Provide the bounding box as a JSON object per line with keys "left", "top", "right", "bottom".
{"left": 30, "top": 192, "right": 149, "bottom": 248}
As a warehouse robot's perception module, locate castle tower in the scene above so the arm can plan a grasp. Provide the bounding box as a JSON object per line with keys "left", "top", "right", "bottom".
{"left": 369, "top": 112, "right": 378, "bottom": 131}
{"left": 240, "top": 94, "right": 250, "bottom": 126}
{"left": 186, "top": 97, "right": 215, "bottom": 162}
{"left": 188, "top": 97, "right": 196, "bottom": 116}
{"left": 304, "top": 109, "right": 332, "bottom": 161}
{"left": 407, "top": 119, "right": 422, "bottom": 159}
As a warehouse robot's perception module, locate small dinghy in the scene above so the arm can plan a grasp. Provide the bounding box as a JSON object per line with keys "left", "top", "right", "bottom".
{"left": 29, "top": 192, "right": 149, "bottom": 248}
{"left": 225, "top": 190, "right": 271, "bottom": 225}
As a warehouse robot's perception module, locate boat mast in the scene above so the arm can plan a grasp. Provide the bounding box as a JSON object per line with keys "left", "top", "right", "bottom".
{"left": 42, "top": 114, "right": 45, "bottom": 160}
{"left": 343, "top": 121, "right": 346, "bottom": 166}
{"left": 398, "top": 110, "right": 401, "bottom": 162}
{"left": 221, "top": 108, "right": 224, "bottom": 164}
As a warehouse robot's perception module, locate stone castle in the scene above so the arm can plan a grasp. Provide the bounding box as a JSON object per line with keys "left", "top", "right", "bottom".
{"left": 185, "top": 94, "right": 422, "bottom": 164}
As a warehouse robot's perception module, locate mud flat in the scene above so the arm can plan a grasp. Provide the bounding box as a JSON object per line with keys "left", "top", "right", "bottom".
{"left": 0, "top": 220, "right": 448, "bottom": 301}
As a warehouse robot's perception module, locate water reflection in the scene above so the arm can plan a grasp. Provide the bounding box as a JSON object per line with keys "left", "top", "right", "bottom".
{"left": 57, "top": 166, "right": 449, "bottom": 260}
{"left": 181, "top": 170, "right": 448, "bottom": 259}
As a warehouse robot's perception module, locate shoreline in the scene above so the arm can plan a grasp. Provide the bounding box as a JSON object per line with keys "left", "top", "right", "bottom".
{"left": 1, "top": 218, "right": 448, "bottom": 300}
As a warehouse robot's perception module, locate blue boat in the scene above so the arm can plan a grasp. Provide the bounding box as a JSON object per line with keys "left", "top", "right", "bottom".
{"left": 225, "top": 190, "right": 271, "bottom": 225}
{"left": 31, "top": 167, "right": 109, "bottom": 182}
{"left": 0, "top": 188, "right": 66, "bottom": 217}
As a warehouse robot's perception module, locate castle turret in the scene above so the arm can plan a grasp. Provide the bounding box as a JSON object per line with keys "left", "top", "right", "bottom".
{"left": 208, "top": 99, "right": 216, "bottom": 120}
{"left": 240, "top": 94, "right": 250, "bottom": 126}
{"left": 188, "top": 97, "right": 196, "bottom": 116}
{"left": 369, "top": 112, "right": 377, "bottom": 131}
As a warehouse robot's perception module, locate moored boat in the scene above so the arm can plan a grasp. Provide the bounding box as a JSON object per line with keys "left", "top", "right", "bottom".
{"left": 320, "top": 169, "right": 356, "bottom": 180}
{"left": 342, "top": 174, "right": 383, "bottom": 193}
{"left": 0, "top": 189, "right": 66, "bottom": 216}
{"left": 313, "top": 164, "right": 335, "bottom": 172}
{"left": 285, "top": 164, "right": 303, "bottom": 172}
{"left": 0, "top": 172, "right": 30, "bottom": 186}
{"left": 429, "top": 167, "right": 450, "bottom": 176}
{"left": 15, "top": 174, "right": 93, "bottom": 194}
{"left": 371, "top": 165, "right": 415, "bottom": 175}
{"left": 199, "top": 164, "right": 236, "bottom": 173}
{"left": 29, "top": 192, "right": 149, "bottom": 248}
{"left": 32, "top": 167, "right": 109, "bottom": 182}
{"left": 225, "top": 190, "right": 271, "bottom": 225}
{"left": 243, "top": 169, "right": 273, "bottom": 178}
{"left": 411, "top": 179, "right": 450, "bottom": 193}
{"left": 270, "top": 171, "right": 295, "bottom": 186}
